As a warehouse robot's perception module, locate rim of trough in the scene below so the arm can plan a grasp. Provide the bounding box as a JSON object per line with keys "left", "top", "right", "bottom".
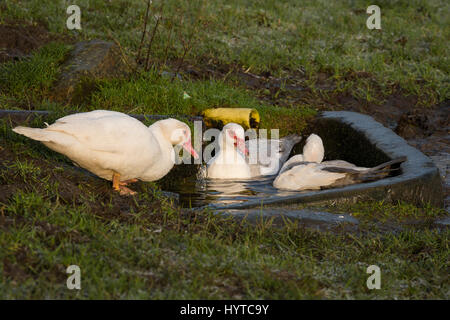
{"left": 203, "top": 111, "right": 443, "bottom": 211}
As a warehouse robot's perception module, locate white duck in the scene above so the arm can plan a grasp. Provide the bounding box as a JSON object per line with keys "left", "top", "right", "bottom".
{"left": 279, "top": 133, "right": 325, "bottom": 167}
{"left": 206, "top": 123, "right": 251, "bottom": 179}
{"left": 13, "top": 110, "right": 198, "bottom": 195}
{"left": 206, "top": 123, "right": 301, "bottom": 179}
{"left": 279, "top": 133, "right": 363, "bottom": 172}
{"left": 274, "top": 133, "right": 406, "bottom": 190}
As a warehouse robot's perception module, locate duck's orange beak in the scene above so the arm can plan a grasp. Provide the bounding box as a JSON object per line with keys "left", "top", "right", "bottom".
{"left": 183, "top": 139, "right": 199, "bottom": 159}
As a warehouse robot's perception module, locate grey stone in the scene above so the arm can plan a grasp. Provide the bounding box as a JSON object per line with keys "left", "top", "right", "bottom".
{"left": 161, "top": 191, "right": 180, "bottom": 205}
{"left": 161, "top": 71, "right": 182, "bottom": 80}
{"left": 52, "top": 40, "right": 132, "bottom": 102}
{"left": 220, "top": 208, "right": 358, "bottom": 223}
{"left": 435, "top": 215, "right": 450, "bottom": 226}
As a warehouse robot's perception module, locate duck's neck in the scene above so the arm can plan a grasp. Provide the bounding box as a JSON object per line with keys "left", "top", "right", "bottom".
{"left": 218, "top": 138, "right": 246, "bottom": 164}
{"left": 149, "top": 124, "right": 175, "bottom": 163}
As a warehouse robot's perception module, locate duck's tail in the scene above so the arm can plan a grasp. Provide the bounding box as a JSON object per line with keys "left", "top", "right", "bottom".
{"left": 13, "top": 126, "right": 52, "bottom": 142}
{"left": 368, "top": 156, "right": 407, "bottom": 173}
{"left": 323, "top": 156, "right": 407, "bottom": 187}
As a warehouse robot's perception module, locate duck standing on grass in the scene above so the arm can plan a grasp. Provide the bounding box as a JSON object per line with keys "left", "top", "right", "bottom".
{"left": 13, "top": 110, "right": 199, "bottom": 195}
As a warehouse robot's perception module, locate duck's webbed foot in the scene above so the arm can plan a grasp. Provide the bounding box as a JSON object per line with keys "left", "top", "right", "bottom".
{"left": 119, "top": 179, "right": 138, "bottom": 186}
{"left": 118, "top": 186, "right": 137, "bottom": 196}
{"left": 112, "top": 173, "right": 137, "bottom": 196}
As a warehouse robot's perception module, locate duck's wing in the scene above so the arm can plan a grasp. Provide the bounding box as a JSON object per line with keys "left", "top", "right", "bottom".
{"left": 321, "top": 160, "right": 358, "bottom": 168}
{"left": 321, "top": 157, "right": 406, "bottom": 188}
{"left": 275, "top": 157, "right": 407, "bottom": 191}
{"left": 45, "top": 113, "right": 150, "bottom": 153}
{"left": 279, "top": 154, "right": 305, "bottom": 174}
{"left": 279, "top": 159, "right": 357, "bottom": 175}
{"left": 274, "top": 163, "right": 345, "bottom": 190}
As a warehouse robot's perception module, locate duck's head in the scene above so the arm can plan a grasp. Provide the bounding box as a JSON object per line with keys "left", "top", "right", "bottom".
{"left": 157, "top": 118, "right": 199, "bottom": 159}
{"left": 220, "top": 123, "right": 249, "bottom": 156}
{"left": 303, "top": 133, "right": 324, "bottom": 163}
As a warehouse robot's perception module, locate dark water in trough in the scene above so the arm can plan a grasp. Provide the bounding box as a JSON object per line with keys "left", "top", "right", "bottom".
{"left": 165, "top": 165, "right": 405, "bottom": 209}
{"left": 166, "top": 168, "right": 301, "bottom": 208}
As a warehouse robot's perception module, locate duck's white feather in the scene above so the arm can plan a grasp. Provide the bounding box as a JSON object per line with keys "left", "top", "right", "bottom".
{"left": 207, "top": 123, "right": 301, "bottom": 179}
{"left": 13, "top": 110, "right": 189, "bottom": 182}
{"left": 246, "top": 134, "right": 302, "bottom": 176}
{"left": 274, "top": 162, "right": 347, "bottom": 190}
{"left": 207, "top": 124, "right": 251, "bottom": 179}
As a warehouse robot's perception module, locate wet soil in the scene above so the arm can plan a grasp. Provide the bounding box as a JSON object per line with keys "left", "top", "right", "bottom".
{"left": 0, "top": 139, "right": 173, "bottom": 223}
{"left": 0, "top": 21, "right": 73, "bottom": 63}
{"left": 394, "top": 103, "right": 449, "bottom": 212}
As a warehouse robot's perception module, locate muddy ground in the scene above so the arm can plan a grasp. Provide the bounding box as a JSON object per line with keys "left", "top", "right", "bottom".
{"left": 0, "top": 21, "right": 73, "bottom": 63}
{"left": 0, "top": 139, "right": 163, "bottom": 219}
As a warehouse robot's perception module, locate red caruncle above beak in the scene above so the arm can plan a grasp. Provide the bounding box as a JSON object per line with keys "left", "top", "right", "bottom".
{"left": 234, "top": 135, "right": 249, "bottom": 156}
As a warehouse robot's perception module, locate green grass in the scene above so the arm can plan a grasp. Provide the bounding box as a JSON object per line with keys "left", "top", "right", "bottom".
{"left": 1, "top": 185, "right": 448, "bottom": 299}
{"left": 336, "top": 201, "right": 446, "bottom": 222}
{"left": 0, "top": 42, "right": 71, "bottom": 105}
{"left": 1, "top": 0, "right": 448, "bottom": 105}
{"left": 87, "top": 69, "right": 316, "bottom": 134}
{"left": 1, "top": 53, "right": 316, "bottom": 133}
{"left": 90, "top": 71, "right": 265, "bottom": 115}
{"left": 0, "top": 0, "right": 448, "bottom": 299}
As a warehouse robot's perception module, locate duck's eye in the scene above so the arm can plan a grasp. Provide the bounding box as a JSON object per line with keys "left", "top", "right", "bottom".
{"left": 183, "top": 129, "right": 187, "bottom": 136}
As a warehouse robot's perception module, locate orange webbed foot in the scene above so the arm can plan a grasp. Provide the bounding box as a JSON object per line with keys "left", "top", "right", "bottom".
{"left": 112, "top": 173, "right": 137, "bottom": 196}
{"left": 118, "top": 186, "right": 137, "bottom": 196}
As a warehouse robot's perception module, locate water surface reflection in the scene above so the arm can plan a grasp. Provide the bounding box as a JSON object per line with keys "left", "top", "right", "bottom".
{"left": 167, "top": 167, "right": 301, "bottom": 208}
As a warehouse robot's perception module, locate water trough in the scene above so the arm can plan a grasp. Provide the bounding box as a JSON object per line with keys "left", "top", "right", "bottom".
{"left": 161, "top": 111, "right": 444, "bottom": 213}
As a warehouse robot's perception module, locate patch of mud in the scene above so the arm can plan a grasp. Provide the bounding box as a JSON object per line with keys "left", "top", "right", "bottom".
{"left": 176, "top": 60, "right": 418, "bottom": 129}
{"left": 0, "top": 21, "right": 73, "bottom": 63}
{"left": 1, "top": 244, "right": 67, "bottom": 283}
{"left": 400, "top": 103, "right": 449, "bottom": 212}
{"left": 2, "top": 247, "right": 35, "bottom": 282}
{"left": 0, "top": 139, "right": 174, "bottom": 224}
